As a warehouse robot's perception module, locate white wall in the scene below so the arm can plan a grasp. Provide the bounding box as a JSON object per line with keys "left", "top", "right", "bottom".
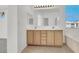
{"left": 7, "top": 5, "right": 34, "bottom": 53}
{"left": 7, "top": 5, "right": 18, "bottom": 53}
{"left": 18, "top": 6, "right": 26, "bottom": 52}
{"left": 17, "top": 5, "right": 34, "bottom": 52}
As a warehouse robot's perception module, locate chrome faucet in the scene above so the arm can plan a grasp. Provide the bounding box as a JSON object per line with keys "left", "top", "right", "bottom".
{"left": 55, "top": 17, "right": 57, "bottom": 26}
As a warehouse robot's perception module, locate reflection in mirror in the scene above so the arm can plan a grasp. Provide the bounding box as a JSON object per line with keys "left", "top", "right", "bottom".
{"left": 29, "top": 18, "right": 33, "bottom": 25}
{"left": 27, "top": 13, "right": 33, "bottom": 25}
{"left": 43, "top": 18, "right": 49, "bottom": 26}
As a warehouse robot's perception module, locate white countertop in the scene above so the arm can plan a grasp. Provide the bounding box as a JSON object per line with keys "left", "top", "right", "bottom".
{"left": 26, "top": 26, "right": 64, "bottom": 30}
{"left": 26, "top": 28, "right": 64, "bottom": 30}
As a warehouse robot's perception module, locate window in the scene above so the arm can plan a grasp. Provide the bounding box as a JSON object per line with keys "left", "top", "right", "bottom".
{"left": 65, "top": 5, "right": 79, "bottom": 28}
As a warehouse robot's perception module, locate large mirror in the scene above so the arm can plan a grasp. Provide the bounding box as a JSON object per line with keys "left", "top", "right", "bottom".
{"left": 27, "top": 13, "right": 33, "bottom": 25}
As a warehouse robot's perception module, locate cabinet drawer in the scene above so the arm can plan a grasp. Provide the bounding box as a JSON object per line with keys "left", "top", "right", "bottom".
{"left": 41, "top": 34, "right": 47, "bottom": 37}
{"left": 41, "top": 35, "right": 47, "bottom": 40}
{"left": 41, "top": 37, "right": 46, "bottom": 40}
{"left": 41, "top": 31, "right": 47, "bottom": 34}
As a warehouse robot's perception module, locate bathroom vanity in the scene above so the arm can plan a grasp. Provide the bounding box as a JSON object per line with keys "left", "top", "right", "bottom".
{"left": 26, "top": 16, "right": 64, "bottom": 46}
{"left": 26, "top": 27, "right": 63, "bottom": 46}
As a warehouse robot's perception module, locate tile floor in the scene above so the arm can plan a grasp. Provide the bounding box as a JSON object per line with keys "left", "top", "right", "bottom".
{"left": 22, "top": 45, "right": 73, "bottom": 53}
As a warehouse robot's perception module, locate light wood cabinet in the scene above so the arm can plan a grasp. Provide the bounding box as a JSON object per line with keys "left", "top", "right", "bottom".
{"left": 27, "top": 30, "right": 63, "bottom": 46}
{"left": 47, "top": 31, "right": 54, "bottom": 46}
{"left": 34, "top": 30, "right": 41, "bottom": 45}
{"left": 27, "top": 30, "right": 34, "bottom": 45}
{"left": 54, "top": 30, "right": 63, "bottom": 46}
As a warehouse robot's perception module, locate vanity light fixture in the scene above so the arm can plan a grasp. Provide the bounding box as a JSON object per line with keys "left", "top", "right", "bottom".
{"left": 34, "top": 5, "right": 54, "bottom": 8}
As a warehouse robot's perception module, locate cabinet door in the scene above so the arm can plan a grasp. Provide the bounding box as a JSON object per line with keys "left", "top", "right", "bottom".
{"left": 47, "top": 31, "right": 54, "bottom": 46}
{"left": 34, "top": 30, "right": 41, "bottom": 45}
{"left": 54, "top": 30, "right": 63, "bottom": 46}
{"left": 41, "top": 31, "right": 47, "bottom": 45}
{"left": 27, "top": 30, "right": 34, "bottom": 45}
